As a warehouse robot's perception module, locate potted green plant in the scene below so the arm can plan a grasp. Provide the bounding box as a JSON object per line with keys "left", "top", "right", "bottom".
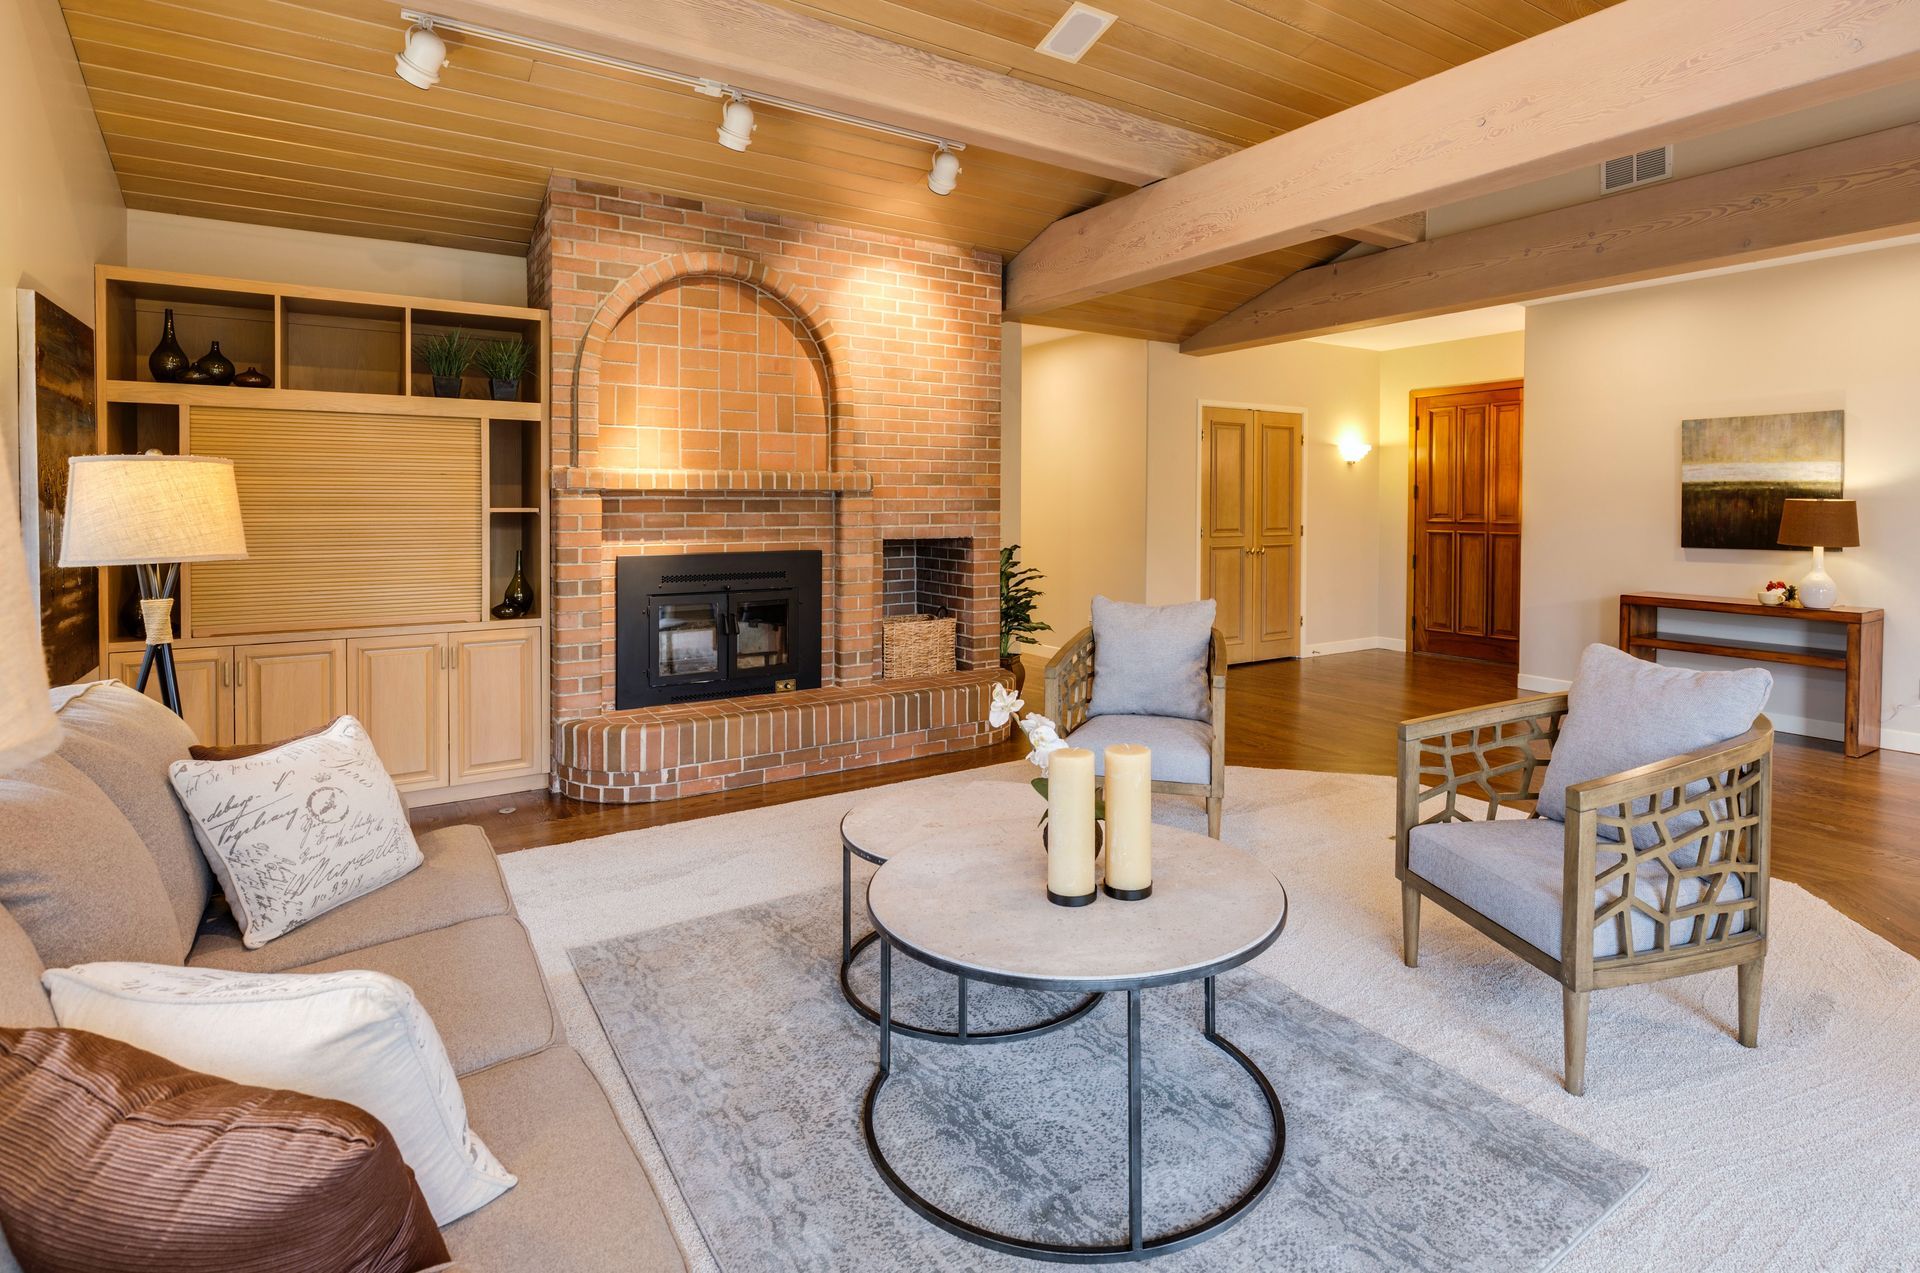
{"left": 416, "top": 329, "right": 479, "bottom": 398}
{"left": 999, "top": 544, "right": 1051, "bottom": 694}
{"left": 475, "top": 339, "right": 533, "bottom": 401}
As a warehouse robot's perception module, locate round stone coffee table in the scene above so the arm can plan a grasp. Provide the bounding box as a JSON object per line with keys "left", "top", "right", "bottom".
{"left": 861, "top": 825, "right": 1289, "bottom": 1263}
{"left": 839, "top": 779, "right": 1103, "bottom": 1043}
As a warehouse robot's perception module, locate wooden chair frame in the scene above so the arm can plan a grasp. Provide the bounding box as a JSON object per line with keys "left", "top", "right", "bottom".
{"left": 1043, "top": 625, "right": 1228, "bottom": 837}
{"left": 1395, "top": 692, "right": 1773, "bottom": 1094}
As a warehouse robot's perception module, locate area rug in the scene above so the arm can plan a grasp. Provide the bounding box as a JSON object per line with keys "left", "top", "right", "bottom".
{"left": 500, "top": 764, "right": 1920, "bottom": 1272}
{"left": 570, "top": 887, "right": 1644, "bottom": 1270}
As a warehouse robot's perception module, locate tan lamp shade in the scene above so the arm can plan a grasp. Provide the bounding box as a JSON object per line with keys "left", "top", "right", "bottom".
{"left": 59, "top": 454, "right": 248, "bottom": 567}
{"left": 1777, "top": 498, "right": 1860, "bottom": 549}
{"left": 1, "top": 490, "right": 60, "bottom": 769}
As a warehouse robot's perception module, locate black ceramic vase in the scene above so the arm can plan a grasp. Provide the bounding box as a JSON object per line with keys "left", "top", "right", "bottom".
{"left": 490, "top": 550, "right": 534, "bottom": 619}
{"left": 148, "top": 309, "right": 190, "bottom": 382}
{"left": 233, "top": 366, "right": 272, "bottom": 389}
{"left": 194, "top": 342, "right": 236, "bottom": 386}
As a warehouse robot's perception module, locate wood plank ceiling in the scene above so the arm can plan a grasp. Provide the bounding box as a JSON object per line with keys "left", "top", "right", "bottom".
{"left": 59, "top": 0, "right": 1618, "bottom": 341}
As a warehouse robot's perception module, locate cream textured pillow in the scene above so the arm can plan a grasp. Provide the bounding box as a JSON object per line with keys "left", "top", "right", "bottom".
{"left": 167, "top": 717, "right": 423, "bottom": 948}
{"left": 42, "top": 962, "right": 516, "bottom": 1226}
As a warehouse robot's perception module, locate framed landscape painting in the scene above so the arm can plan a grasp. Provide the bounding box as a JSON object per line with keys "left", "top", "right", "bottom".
{"left": 16, "top": 289, "right": 98, "bottom": 684}
{"left": 1680, "top": 411, "right": 1844, "bottom": 550}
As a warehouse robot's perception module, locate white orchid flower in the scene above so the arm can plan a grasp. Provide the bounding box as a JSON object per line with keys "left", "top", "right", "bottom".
{"left": 1019, "top": 714, "right": 1067, "bottom": 771}
{"left": 987, "top": 682, "right": 1025, "bottom": 729}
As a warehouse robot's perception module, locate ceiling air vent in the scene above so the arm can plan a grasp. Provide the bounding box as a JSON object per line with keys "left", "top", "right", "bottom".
{"left": 1036, "top": 3, "right": 1117, "bottom": 63}
{"left": 1601, "top": 145, "right": 1672, "bottom": 194}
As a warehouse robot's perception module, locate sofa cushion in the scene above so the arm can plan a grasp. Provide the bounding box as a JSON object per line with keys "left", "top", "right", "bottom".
{"left": 1087, "top": 596, "right": 1216, "bottom": 723}
{"left": 1407, "top": 817, "right": 1749, "bottom": 959}
{"left": 0, "top": 753, "right": 181, "bottom": 969}
{"left": 444, "top": 1046, "right": 687, "bottom": 1272}
{"left": 1066, "top": 714, "right": 1214, "bottom": 785}
{"left": 292, "top": 915, "right": 559, "bottom": 1076}
{"left": 0, "top": 1026, "right": 449, "bottom": 1273}
{"left": 0, "top": 906, "right": 53, "bottom": 1029}
{"left": 52, "top": 681, "right": 210, "bottom": 956}
{"left": 189, "top": 826, "right": 510, "bottom": 974}
{"left": 1538, "top": 644, "right": 1771, "bottom": 849}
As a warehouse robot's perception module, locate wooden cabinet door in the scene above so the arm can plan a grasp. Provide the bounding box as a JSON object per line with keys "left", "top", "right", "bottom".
{"left": 1410, "top": 382, "right": 1523, "bottom": 664}
{"left": 449, "top": 628, "right": 540, "bottom": 784}
{"left": 1202, "top": 407, "right": 1302, "bottom": 664}
{"left": 107, "top": 646, "right": 233, "bottom": 747}
{"left": 348, "top": 634, "right": 448, "bottom": 790}
{"left": 233, "top": 639, "right": 347, "bottom": 745}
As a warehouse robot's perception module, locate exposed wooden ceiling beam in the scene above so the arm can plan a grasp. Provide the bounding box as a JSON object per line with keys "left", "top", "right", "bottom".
{"left": 1005, "top": 0, "right": 1920, "bottom": 318}
{"left": 423, "top": 0, "right": 1235, "bottom": 186}
{"left": 1341, "top": 213, "right": 1426, "bottom": 249}
{"left": 1181, "top": 122, "right": 1920, "bottom": 354}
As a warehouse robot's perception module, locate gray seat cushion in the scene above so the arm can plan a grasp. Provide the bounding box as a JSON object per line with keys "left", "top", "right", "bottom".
{"left": 444, "top": 1046, "right": 688, "bottom": 1271}
{"left": 0, "top": 905, "right": 54, "bottom": 1029}
{"left": 1087, "top": 596, "right": 1215, "bottom": 723}
{"left": 188, "top": 826, "right": 511, "bottom": 973}
{"left": 1067, "top": 714, "right": 1214, "bottom": 785}
{"left": 292, "top": 914, "right": 559, "bottom": 1076}
{"left": 1538, "top": 644, "right": 1771, "bottom": 849}
{"left": 0, "top": 754, "right": 181, "bottom": 970}
{"left": 1408, "top": 817, "right": 1749, "bottom": 959}
{"left": 51, "top": 681, "right": 211, "bottom": 956}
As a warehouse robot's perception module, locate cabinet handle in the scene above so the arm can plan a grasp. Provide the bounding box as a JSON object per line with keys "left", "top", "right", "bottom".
{"left": 451, "top": 644, "right": 459, "bottom": 671}
{"left": 438, "top": 645, "right": 446, "bottom": 670}
{"left": 220, "top": 661, "right": 230, "bottom": 687}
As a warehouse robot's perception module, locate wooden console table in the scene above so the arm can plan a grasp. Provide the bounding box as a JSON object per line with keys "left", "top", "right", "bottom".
{"left": 1619, "top": 592, "right": 1884, "bottom": 757}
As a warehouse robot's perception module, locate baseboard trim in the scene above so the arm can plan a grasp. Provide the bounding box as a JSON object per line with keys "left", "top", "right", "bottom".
{"left": 1517, "top": 671, "right": 1920, "bottom": 755}
{"left": 1306, "top": 636, "right": 1407, "bottom": 657}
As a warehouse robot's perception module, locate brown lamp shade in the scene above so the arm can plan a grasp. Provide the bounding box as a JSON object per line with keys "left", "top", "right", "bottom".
{"left": 1777, "top": 498, "right": 1859, "bottom": 548}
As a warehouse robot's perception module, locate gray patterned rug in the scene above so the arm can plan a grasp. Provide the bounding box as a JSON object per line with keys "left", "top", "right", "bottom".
{"left": 569, "top": 887, "right": 1645, "bottom": 1272}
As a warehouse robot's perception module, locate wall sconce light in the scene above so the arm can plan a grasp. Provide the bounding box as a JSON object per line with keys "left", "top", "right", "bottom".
{"left": 1338, "top": 438, "right": 1373, "bottom": 466}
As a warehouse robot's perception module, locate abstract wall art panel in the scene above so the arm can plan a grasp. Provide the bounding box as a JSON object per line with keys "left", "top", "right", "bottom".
{"left": 16, "top": 289, "right": 98, "bottom": 683}
{"left": 1680, "top": 411, "right": 1844, "bottom": 551}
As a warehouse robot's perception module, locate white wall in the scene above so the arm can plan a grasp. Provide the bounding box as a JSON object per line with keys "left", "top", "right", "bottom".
{"left": 1374, "top": 332, "right": 1526, "bottom": 641}
{"left": 2, "top": 0, "right": 125, "bottom": 468}
{"left": 1522, "top": 244, "right": 1920, "bottom": 750}
{"left": 1018, "top": 332, "right": 1149, "bottom": 645}
{"left": 126, "top": 210, "right": 528, "bottom": 307}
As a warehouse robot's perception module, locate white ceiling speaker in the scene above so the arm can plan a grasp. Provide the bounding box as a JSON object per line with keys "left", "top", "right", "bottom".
{"left": 927, "top": 147, "right": 961, "bottom": 196}
{"left": 1036, "top": 3, "right": 1117, "bottom": 63}
{"left": 395, "top": 23, "right": 448, "bottom": 90}
{"left": 717, "top": 94, "right": 756, "bottom": 152}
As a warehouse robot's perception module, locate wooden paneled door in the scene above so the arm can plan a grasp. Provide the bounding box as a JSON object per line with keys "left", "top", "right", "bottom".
{"left": 1409, "top": 381, "right": 1523, "bottom": 664}
{"left": 234, "top": 639, "right": 348, "bottom": 745}
{"left": 348, "top": 633, "right": 449, "bottom": 791}
{"left": 108, "top": 646, "right": 233, "bottom": 747}
{"left": 1202, "top": 407, "right": 1301, "bottom": 664}
{"left": 449, "top": 628, "right": 542, "bottom": 784}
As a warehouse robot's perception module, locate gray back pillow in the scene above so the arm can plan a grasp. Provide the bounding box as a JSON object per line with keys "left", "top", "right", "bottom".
{"left": 1087, "top": 596, "right": 1216, "bottom": 723}
{"left": 1538, "top": 644, "right": 1771, "bottom": 849}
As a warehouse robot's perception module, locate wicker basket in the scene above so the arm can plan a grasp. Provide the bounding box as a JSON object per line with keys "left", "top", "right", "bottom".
{"left": 882, "top": 613, "right": 957, "bottom": 679}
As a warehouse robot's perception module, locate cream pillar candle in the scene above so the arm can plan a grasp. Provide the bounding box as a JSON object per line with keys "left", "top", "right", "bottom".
{"left": 1046, "top": 748, "right": 1097, "bottom": 907}
{"left": 1103, "top": 744, "right": 1153, "bottom": 899}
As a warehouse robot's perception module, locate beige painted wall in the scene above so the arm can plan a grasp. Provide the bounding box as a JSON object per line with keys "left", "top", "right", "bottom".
{"left": 2, "top": 0, "right": 125, "bottom": 469}
{"left": 126, "top": 210, "right": 529, "bottom": 306}
{"left": 1522, "top": 244, "right": 1920, "bottom": 750}
{"left": 1018, "top": 332, "right": 1149, "bottom": 646}
{"left": 1144, "top": 339, "right": 1383, "bottom": 653}
{"left": 1374, "top": 332, "right": 1526, "bottom": 642}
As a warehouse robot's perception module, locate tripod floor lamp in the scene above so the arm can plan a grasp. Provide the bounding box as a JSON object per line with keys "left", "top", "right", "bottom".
{"left": 58, "top": 453, "right": 247, "bottom": 716}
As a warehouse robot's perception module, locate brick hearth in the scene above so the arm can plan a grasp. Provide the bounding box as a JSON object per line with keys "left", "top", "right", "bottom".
{"left": 531, "top": 178, "right": 1007, "bottom": 802}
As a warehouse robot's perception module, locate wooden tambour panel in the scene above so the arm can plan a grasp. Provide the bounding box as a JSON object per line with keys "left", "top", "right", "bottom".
{"left": 187, "top": 408, "right": 484, "bottom": 635}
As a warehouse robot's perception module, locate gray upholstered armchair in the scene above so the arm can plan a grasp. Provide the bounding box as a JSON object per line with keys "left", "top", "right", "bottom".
{"left": 1043, "top": 619, "right": 1228, "bottom": 837}
{"left": 1396, "top": 690, "right": 1773, "bottom": 1095}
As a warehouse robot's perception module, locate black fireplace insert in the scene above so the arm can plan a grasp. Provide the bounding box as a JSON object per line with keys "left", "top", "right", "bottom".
{"left": 614, "top": 550, "right": 822, "bottom": 709}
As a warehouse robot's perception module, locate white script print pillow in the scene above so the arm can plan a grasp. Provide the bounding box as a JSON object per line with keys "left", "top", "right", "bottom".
{"left": 168, "top": 716, "right": 423, "bottom": 948}
{"left": 44, "top": 962, "right": 516, "bottom": 1225}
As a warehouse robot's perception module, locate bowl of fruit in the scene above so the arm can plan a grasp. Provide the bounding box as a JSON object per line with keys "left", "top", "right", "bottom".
{"left": 1759, "top": 580, "right": 1794, "bottom": 606}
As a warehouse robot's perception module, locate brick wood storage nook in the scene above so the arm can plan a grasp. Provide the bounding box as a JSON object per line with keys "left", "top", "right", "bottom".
{"left": 532, "top": 179, "right": 1010, "bottom": 802}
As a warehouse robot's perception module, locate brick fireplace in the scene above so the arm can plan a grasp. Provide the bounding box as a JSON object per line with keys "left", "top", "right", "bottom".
{"left": 532, "top": 178, "right": 1009, "bottom": 802}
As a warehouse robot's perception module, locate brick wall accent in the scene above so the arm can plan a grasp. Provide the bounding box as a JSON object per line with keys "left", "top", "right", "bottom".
{"left": 533, "top": 178, "right": 1006, "bottom": 800}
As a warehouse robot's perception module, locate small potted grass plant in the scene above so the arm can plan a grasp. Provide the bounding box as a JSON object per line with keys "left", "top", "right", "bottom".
{"left": 417, "top": 329, "right": 479, "bottom": 398}
{"left": 475, "top": 339, "right": 533, "bottom": 401}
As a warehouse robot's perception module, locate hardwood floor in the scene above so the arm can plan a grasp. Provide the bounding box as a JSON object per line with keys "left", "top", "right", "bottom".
{"left": 422, "top": 650, "right": 1920, "bottom": 957}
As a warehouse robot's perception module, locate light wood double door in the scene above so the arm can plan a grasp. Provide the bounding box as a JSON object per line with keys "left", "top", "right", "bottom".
{"left": 110, "top": 627, "right": 541, "bottom": 792}
{"left": 1203, "top": 407, "right": 1302, "bottom": 664}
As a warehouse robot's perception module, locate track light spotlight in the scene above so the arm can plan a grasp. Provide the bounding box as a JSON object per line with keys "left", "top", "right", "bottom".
{"left": 395, "top": 22, "right": 448, "bottom": 90}
{"left": 927, "top": 146, "right": 961, "bottom": 196}
{"left": 717, "top": 93, "right": 756, "bottom": 152}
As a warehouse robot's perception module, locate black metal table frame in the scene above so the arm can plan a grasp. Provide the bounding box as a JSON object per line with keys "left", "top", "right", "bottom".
{"left": 860, "top": 896, "right": 1289, "bottom": 1263}
{"left": 840, "top": 815, "right": 1103, "bottom": 1044}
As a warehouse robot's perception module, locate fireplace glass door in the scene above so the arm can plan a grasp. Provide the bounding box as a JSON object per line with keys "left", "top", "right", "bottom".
{"left": 730, "top": 593, "right": 792, "bottom": 677}
{"left": 652, "top": 597, "right": 724, "bottom": 687}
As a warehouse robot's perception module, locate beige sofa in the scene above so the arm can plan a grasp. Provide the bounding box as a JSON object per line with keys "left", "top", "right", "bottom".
{"left": 0, "top": 682, "right": 688, "bottom": 1271}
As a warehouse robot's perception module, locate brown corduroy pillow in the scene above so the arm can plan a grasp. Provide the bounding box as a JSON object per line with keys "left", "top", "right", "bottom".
{"left": 0, "top": 1027, "right": 449, "bottom": 1273}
